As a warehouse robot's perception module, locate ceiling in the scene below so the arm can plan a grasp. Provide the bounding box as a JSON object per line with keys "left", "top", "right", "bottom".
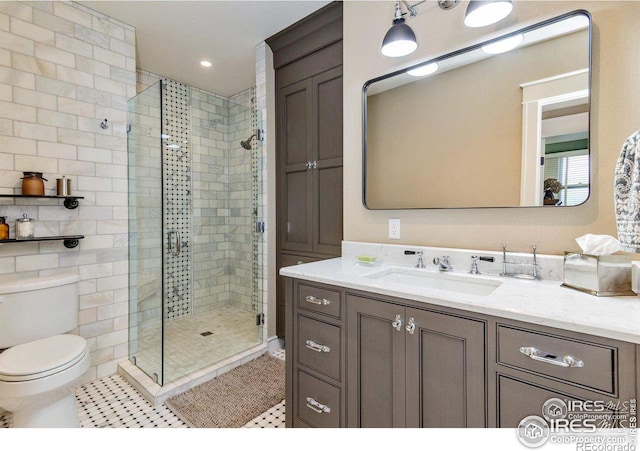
{"left": 78, "top": 1, "right": 330, "bottom": 97}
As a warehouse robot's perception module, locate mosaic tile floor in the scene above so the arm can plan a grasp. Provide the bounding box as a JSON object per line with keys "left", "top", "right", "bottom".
{"left": 135, "top": 304, "right": 262, "bottom": 383}
{"left": 0, "top": 349, "right": 286, "bottom": 429}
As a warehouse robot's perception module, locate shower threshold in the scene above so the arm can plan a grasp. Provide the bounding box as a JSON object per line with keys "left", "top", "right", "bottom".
{"left": 118, "top": 343, "right": 268, "bottom": 406}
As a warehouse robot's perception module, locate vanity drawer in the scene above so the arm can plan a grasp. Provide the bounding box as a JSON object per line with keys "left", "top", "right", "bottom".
{"left": 497, "top": 325, "right": 615, "bottom": 393}
{"left": 297, "top": 315, "right": 341, "bottom": 381}
{"left": 297, "top": 283, "right": 341, "bottom": 319}
{"left": 297, "top": 370, "right": 341, "bottom": 428}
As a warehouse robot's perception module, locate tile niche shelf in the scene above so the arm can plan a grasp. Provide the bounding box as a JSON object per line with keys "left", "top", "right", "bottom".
{"left": 0, "top": 194, "right": 84, "bottom": 210}
{"left": 0, "top": 194, "right": 85, "bottom": 248}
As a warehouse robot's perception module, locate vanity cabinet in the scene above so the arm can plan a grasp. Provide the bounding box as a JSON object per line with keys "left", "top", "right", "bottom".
{"left": 284, "top": 277, "right": 638, "bottom": 429}
{"left": 346, "top": 294, "right": 486, "bottom": 428}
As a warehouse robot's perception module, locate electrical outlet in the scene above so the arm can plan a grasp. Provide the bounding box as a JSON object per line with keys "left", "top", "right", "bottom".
{"left": 389, "top": 218, "right": 401, "bottom": 239}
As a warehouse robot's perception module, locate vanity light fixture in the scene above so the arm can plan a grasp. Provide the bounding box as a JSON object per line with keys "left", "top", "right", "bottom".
{"left": 481, "top": 33, "right": 523, "bottom": 54}
{"left": 381, "top": 0, "right": 514, "bottom": 57}
{"left": 381, "top": 1, "right": 419, "bottom": 57}
{"left": 407, "top": 61, "right": 439, "bottom": 76}
{"left": 200, "top": 60, "right": 212, "bottom": 68}
{"left": 464, "top": 0, "right": 514, "bottom": 28}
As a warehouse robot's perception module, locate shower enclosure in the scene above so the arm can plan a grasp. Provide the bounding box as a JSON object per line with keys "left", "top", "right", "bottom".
{"left": 127, "top": 79, "right": 263, "bottom": 385}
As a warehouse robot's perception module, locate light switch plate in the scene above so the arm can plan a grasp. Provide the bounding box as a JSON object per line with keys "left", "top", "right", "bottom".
{"left": 389, "top": 218, "right": 401, "bottom": 239}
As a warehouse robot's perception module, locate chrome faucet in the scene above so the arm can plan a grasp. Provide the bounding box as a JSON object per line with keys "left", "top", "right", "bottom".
{"left": 470, "top": 256, "right": 480, "bottom": 274}
{"left": 404, "top": 250, "right": 425, "bottom": 268}
{"left": 433, "top": 256, "right": 453, "bottom": 272}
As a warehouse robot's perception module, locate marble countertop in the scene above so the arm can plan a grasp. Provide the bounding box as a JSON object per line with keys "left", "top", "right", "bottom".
{"left": 280, "top": 257, "right": 640, "bottom": 344}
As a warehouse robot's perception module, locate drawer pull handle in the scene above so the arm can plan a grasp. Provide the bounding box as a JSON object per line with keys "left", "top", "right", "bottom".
{"left": 392, "top": 314, "right": 403, "bottom": 331}
{"left": 306, "top": 340, "right": 331, "bottom": 353}
{"left": 519, "top": 346, "right": 584, "bottom": 368}
{"left": 306, "top": 397, "right": 331, "bottom": 414}
{"left": 305, "top": 295, "right": 331, "bottom": 306}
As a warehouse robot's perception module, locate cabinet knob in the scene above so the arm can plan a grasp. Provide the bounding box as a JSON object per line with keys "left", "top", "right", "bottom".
{"left": 391, "top": 314, "right": 403, "bottom": 331}
{"left": 405, "top": 317, "right": 416, "bottom": 335}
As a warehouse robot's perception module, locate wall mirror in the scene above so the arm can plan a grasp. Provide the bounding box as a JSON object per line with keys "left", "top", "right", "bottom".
{"left": 363, "top": 11, "right": 591, "bottom": 210}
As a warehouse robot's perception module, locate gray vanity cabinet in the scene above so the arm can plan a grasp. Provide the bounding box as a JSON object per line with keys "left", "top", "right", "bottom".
{"left": 284, "top": 277, "right": 638, "bottom": 429}
{"left": 346, "top": 294, "right": 486, "bottom": 428}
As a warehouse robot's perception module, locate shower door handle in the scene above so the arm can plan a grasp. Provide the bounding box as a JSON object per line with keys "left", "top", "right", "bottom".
{"left": 168, "top": 230, "right": 181, "bottom": 256}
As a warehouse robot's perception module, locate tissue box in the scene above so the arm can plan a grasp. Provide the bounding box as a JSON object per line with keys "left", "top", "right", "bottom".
{"left": 562, "top": 252, "right": 636, "bottom": 296}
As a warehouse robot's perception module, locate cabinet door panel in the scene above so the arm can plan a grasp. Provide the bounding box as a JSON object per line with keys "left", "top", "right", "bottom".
{"left": 498, "top": 375, "right": 581, "bottom": 428}
{"left": 282, "top": 170, "right": 311, "bottom": 251}
{"left": 406, "top": 308, "right": 486, "bottom": 428}
{"left": 347, "top": 295, "right": 405, "bottom": 427}
{"left": 315, "top": 68, "right": 343, "bottom": 162}
{"left": 281, "top": 81, "right": 311, "bottom": 166}
{"left": 314, "top": 165, "right": 343, "bottom": 254}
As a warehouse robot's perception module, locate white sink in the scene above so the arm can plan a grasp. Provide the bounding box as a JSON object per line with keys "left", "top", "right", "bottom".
{"left": 364, "top": 267, "right": 502, "bottom": 296}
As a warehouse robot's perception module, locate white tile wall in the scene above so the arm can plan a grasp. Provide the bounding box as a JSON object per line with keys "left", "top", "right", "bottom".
{"left": 0, "top": 1, "right": 136, "bottom": 383}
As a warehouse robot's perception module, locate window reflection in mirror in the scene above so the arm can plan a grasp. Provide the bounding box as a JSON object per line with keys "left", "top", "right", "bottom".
{"left": 363, "top": 11, "right": 591, "bottom": 210}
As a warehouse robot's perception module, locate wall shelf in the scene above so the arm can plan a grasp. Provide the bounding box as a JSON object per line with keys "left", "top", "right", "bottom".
{"left": 0, "top": 235, "right": 84, "bottom": 249}
{"left": 0, "top": 194, "right": 84, "bottom": 209}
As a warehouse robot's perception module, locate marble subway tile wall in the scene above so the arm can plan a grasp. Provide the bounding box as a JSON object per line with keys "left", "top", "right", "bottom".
{"left": 190, "top": 86, "right": 231, "bottom": 314}
{"left": 0, "top": 1, "right": 136, "bottom": 382}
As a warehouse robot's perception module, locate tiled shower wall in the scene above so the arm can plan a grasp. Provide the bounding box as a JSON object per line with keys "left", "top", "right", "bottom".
{"left": 0, "top": 1, "right": 136, "bottom": 381}
{"left": 134, "top": 69, "right": 259, "bottom": 318}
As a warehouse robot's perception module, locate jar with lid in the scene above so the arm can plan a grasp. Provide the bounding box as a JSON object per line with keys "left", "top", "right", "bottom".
{"left": 0, "top": 216, "right": 8, "bottom": 240}
{"left": 21, "top": 172, "right": 47, "bottom": 196}
{"left": 16, "top": 214, "right": 35, "bottom": 240}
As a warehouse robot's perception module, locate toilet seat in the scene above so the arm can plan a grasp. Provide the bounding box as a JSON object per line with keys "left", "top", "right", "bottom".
{"left": 0, "top": 334, "right": 88, "bottom": 382}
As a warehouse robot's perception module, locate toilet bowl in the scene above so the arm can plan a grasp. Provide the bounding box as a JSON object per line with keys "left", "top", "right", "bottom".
{"left": 0, "top": 274, "right": 90, "bottom": 427}
{"left": 0, "top": 335, "right": 90, "bottom": 427}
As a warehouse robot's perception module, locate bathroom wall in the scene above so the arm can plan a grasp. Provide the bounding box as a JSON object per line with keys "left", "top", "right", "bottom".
{"left": 343, "top": 1, "right": 640, "bottom": 255}
{"left": 0, "top": 1, "right": 136, "bottom": 381}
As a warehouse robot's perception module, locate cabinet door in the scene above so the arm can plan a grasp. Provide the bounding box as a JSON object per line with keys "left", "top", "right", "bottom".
{"left": 346, "top": 295, "right": 406, "bottom": 427}
{"left": 405, "top": 308, "right": 486, "bottom": 428}
{"left": 312, "top": 67, "right": 343, "bottom": 255}
{"left": 278, "top": 79, "right": 313, "bottom": 253}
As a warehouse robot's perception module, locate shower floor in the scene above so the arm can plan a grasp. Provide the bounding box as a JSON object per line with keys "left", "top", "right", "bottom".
{"left": 134, "top": 304, "right": 261, "bottom": 383}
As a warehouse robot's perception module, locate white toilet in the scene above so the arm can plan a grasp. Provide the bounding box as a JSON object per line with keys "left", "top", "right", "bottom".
{"left": 0, "top": 273, "right": 90, "bottom": 428}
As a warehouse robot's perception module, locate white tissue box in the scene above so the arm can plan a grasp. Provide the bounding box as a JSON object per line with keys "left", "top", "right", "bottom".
{"left": 562, "top": 252, "right": 636, "bottom": 296}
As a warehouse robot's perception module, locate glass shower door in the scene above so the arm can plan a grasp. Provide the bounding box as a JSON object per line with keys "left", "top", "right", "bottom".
{"left": 128, "top": 82, "right": 164, "bottom": 385}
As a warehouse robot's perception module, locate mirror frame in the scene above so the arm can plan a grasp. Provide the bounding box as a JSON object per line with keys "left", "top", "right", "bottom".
{"left": 362, "top": 10, "right": 592, "bottom": 210}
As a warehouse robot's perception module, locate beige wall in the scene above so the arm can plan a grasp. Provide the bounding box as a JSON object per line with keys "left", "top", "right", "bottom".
{"left": 344, "top": 1, "right": 640, "bottom": 255}
{"left": 366, "top": 30, "right": 588, "bottom": 209}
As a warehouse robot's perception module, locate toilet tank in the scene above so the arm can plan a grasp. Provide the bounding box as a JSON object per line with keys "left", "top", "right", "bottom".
{"left": 0, "top": 273, "right": 80, "bottom": 348}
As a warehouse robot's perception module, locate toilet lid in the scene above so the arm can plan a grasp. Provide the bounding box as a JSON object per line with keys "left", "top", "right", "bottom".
{"left": 0, "top": 335, "right": 88, "bottom": 382}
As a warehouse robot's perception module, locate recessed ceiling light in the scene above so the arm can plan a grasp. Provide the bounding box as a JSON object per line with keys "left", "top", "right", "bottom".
{"left": 200, "top": 60, "right": 212, "bottom": 68}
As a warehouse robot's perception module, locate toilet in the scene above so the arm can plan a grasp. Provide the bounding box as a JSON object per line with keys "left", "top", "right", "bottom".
{"left": 0, "top": 273, "right": 90, "bottom": 428}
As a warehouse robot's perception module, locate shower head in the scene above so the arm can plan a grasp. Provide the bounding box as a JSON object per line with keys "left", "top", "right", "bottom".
{"left": 240, "top": 134, "right": 255, "bottom": 150}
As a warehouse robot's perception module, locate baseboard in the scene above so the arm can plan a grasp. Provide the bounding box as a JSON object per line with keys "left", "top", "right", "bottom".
{"left": 267, "top": 335, "right": 284, "bottom": 352}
